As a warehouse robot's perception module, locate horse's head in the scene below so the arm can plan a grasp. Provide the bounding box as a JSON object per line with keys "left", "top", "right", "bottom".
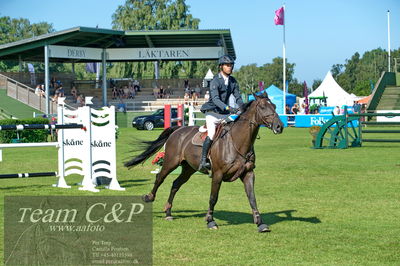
{"left": 251, "top": 92, "right": 284, "bottom": 134}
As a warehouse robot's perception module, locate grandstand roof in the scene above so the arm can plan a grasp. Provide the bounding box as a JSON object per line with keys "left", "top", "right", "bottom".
{"left": 0, "top": 26, "right": 235, "bottom": 62}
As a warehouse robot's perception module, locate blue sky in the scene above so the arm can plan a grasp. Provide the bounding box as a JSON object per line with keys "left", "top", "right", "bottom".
{"left": 1, "top": 0, "right": 399, "bottom": 85}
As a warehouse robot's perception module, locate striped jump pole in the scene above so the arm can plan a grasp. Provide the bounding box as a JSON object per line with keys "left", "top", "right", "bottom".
{"left": 0, "top": 124, "right": 84, "bottom": 131}
{"left": 0, "top": 172, "right": 57, "bottom": 179}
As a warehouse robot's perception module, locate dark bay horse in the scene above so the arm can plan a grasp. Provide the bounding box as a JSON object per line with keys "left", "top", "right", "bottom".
{"left": 125, "top": 94, "right": 284, "bottom": 232}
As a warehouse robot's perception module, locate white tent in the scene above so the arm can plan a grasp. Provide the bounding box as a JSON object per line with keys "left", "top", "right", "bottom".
{"left": 309, "top": 71, "right": 356, "bottom": 106}
{"left": 204, "top": 68, "right": 214, "bottom": 80}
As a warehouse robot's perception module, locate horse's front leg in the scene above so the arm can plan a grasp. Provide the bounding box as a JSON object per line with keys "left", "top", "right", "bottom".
{"left": 205, "top": 173, "right": 223, "bottom": 229}
{"left": 241, "top": 171, "right": 271, "bottom": 233}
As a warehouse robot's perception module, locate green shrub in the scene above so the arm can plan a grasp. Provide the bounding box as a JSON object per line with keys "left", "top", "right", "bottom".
{"left": 0, "top": 118, "right": 50, "bottom": 143}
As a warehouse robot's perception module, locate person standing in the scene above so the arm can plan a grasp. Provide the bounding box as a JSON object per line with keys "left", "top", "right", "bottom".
{"left": 198, "top": 55, "right": 244, "bottom": 173}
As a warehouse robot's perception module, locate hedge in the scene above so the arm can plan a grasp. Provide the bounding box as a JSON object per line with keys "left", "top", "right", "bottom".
{"left": 0, "top": 118, "right": 51, "bottom": 143}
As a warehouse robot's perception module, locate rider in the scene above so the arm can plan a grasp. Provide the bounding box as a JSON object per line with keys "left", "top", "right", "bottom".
{"left": 198, "top": 54, "right": 244, "bottom": 173}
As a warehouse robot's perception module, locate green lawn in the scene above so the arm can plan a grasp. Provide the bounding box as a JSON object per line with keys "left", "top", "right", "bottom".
{"left": 0, "top": 89, "right": 41, "bottom": 119}
{"left": 0, "top": 127, "right": 399, "bottom": 265}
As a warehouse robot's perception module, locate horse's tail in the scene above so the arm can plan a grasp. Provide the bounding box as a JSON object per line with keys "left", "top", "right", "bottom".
{"left": 124, "top": 126, "right": 179, "bottom": 168}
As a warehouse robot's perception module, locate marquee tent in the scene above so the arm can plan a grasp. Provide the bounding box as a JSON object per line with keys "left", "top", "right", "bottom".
{"left": 249, "top": 84, "right": 296, "bottom": 114}
{"left": 309, "top": 71, "right": 356, "bottom": 106}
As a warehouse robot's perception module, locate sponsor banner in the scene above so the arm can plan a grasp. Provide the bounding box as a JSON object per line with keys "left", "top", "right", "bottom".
{"left": 107, "top": 47, "right": 224, "bottom": 60}
{"left": 48, "top": 45, "right": 224, "bottom": 61}
{"left": 4, "top": 196, "right": 152, "bottom": 266}
{"left": 294, "top": 115, "right": 359, "bottom": 127}
{"left": 49, "top": 45, "right": 102, "bottom": 60}
{"left": 377, "top": 110, "right": 400, "bottom": 122}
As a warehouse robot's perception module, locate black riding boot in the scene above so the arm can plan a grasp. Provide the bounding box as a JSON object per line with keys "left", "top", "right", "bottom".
{"left": 198, "top": 136, "right": 213, "bottom": 173}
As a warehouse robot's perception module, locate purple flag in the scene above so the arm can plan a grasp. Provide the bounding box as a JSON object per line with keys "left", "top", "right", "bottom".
{"left": 303, "top": 81, "right": 309, "bottom": 114}
{"left": 259, "top": 81, "right": 264, "bottom": 92}
{"left": 85, "top": 63, "right": 97, "bottom": 73}
{"left": 274, "top": 7, "right": 284, "bottom": 25}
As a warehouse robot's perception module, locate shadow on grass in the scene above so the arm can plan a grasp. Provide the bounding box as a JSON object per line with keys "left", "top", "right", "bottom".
{"left": 118, "top": 179, "right": 150, "bottom": 188}
{"left": 154, "top": 209, "right": 321, "bottom": 226}
{"left": 0, "top": 185, "right": 50, "bottom": 190}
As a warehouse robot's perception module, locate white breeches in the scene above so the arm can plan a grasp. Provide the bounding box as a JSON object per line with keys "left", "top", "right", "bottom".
{"left": 205, "top": 112, "right": 228, "bottom": 140}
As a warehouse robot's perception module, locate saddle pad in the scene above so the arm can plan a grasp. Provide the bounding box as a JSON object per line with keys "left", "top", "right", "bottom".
{"left": 192, "top": 132, "right": 207, "bottom": 146}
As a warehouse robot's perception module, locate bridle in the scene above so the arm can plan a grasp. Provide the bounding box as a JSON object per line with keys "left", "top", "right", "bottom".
{"left": 224, "top": 98, "right": 277, "bottom": 159}
{"left": 238, "top": 99, "right": 277, "bottom": 129}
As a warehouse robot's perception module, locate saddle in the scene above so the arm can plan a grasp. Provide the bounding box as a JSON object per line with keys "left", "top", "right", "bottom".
{"left": 191, "top": 123, "right": 225, "bottom": 146}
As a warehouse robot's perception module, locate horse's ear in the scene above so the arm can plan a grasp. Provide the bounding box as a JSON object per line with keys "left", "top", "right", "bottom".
{"left": 252, "top": 92, "right": 259, "bottom": 99}
{"left": 262, "top": 92, "right": 269, "bottom": 98}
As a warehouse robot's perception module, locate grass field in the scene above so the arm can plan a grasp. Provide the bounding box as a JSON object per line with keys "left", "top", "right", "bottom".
{"left": 0, "top": 90, "right": 41, "bottom": 119}
{"left": 0, "top": 127, "right": 399, "bottom": 265}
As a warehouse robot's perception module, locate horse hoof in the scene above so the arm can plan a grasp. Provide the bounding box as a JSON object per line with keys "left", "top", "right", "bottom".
{"left": 207, "top": 221, "right": 218, "bottom": 230}
{"left": 165, "top": 216, "right": 173, "bottom": 221}
{"left": 257, "top": 224, "right": 271, "bottom": 233}
{"left": 141, "top": 194, "right": 154, "bottom": 203}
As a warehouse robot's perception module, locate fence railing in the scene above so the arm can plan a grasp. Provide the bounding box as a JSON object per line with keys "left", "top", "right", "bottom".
{"left": 0, "top": 73, "right": 57, "bottom": 114}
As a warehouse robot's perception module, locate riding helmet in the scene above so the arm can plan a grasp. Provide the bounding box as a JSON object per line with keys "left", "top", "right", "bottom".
{"left": 218, "top": 55, "right": 235, "bottom": 65}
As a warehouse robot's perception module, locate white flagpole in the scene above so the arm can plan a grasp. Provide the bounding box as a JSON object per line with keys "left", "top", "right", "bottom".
{"left": 387, "top": 10, "right": 391, "bottom": 72}
{"left": 282, "top": 5, "right": 286, "bottom": 114}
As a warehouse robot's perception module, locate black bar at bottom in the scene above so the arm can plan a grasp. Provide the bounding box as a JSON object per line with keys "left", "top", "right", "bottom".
{"left": 0, "top": 172, "right": 57, "bottom": 179}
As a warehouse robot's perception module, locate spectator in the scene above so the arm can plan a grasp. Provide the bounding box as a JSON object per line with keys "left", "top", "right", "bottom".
{"left": 41, "top": 84, "right": 46, "bottom": 97}
{"left": 70, "top": 86, "right": 78, "bottom": 99}
{"left": 299, "top": 103, "right": 306, "bottom": 114}
{"left": 111, "top": 86, "right": 117, "bottom": 99}
{"left": 291, "top": 103, "right": 299, "bottom": 115}
{"left": 184, "top": 86, "right": 191, "bottom": 96}
{"left": 204, "top": 90, "right": 210, "bottom": 101}
{"left": 159, "top": 86, "right": 165, "bottom": 99}
{"left": 117, "top": 98, "right": 127, "bottom": 113}
{"left": 353, "top": 101, "right": 361, "bottom": 113}
{"left": 333, "top": 106, "right": 340, "bottom": 115}
{"left": 117, "top": 87, "right": 124, "bottom": 99}
{"left": 285, "top": 104, "right": 291, "bottom": 114}
{"left": 50, "top": 77, "right": 56, "bottom": 89}
{"left": 35, "top": 84, "right": 45, "bottom": 97}
{"left": 123, "top": 86, "right": 129, "bottom": 99}
{"left": 184, "top": 92, "right": 190, "bottom": 105}
{"left": 128, "top": 86, "right": 135, "bottom": 99}
{"left": 133, "top": 79, "right": 141, "bottom": 92}
{"left": 77, "top": 94, "right": 85, "bottom": 106}
{"left": 58, "top": 85, "right": 65, "bottom": 97}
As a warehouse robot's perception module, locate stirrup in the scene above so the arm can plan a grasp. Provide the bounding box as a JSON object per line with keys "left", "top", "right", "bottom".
{"left": 198, "top": 161, "right": 210, "bottom": 173}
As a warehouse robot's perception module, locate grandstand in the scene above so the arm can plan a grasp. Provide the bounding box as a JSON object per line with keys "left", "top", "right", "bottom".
{"left": 0, "top": 72, "right": 208, "bottom": 112}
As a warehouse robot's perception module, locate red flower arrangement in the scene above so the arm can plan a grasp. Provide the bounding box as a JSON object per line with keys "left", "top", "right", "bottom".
{"left": 152, "top": 151, "right": 165, "bottom": 166}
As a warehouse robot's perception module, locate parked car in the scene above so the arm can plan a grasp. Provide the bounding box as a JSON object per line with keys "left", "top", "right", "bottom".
{"left": 132, "top": 108, "right": 178, "bottom": 130}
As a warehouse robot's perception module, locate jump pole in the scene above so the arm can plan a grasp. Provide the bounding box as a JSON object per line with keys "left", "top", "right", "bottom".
{"left": 0, "top": 172, "right": 57, "bottom": 179}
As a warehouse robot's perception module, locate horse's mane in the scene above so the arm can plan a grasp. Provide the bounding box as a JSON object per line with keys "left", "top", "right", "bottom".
{"left": 241, "top": 100, "right": 254, "bottom": 113}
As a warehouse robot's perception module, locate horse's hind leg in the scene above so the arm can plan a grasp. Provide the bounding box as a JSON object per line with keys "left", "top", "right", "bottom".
{"left": 164, "top": 161, "right": 196, "bottom": 220}
{"left": 143, "top": 155, "right": 180, "bottom": 203}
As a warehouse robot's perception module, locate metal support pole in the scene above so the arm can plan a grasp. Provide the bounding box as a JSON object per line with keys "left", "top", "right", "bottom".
{"left": 44, "top": 45, "right": 50, "bottom": 115}
{"left": 102, "top": 49, "right": 107, "bottom": 106}
{"left": 18, "top": 55, "right": 23, "bottom": 72}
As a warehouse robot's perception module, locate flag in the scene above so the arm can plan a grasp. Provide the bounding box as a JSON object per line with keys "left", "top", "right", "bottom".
{"left": 27, "top": 63, "right": 35, "bottom": 73}
{"left": 274, "top": 7, "right": 284, "bottom": 25}
{"left": 303, "top": 81, "right": 309, "bottom": 114}
{"left": 259, "top": 81, "right": 264, "bottom": 92}
{"left": 85, "top": 62, "right": 97, "bottom": 73}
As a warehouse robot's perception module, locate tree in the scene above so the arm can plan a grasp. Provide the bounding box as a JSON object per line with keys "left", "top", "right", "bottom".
{"left": 0, "top": 16, "right": 54, "bottom": 72}
{"left": 234, "top": 64, "right": 262, "bottom": 94}
{"left": 235, "top": 57, "right": 297, "bottom": 95}
{"left": 331, "top": 48, "right": 400, "bottom": 96}
{"left": 111, "top": 0, "right": 211, "bottom": 79}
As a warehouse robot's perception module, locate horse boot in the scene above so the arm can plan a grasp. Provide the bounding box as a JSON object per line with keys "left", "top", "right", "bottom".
{"left": 198, "top": 136, "right": 212, "bottom": 174}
